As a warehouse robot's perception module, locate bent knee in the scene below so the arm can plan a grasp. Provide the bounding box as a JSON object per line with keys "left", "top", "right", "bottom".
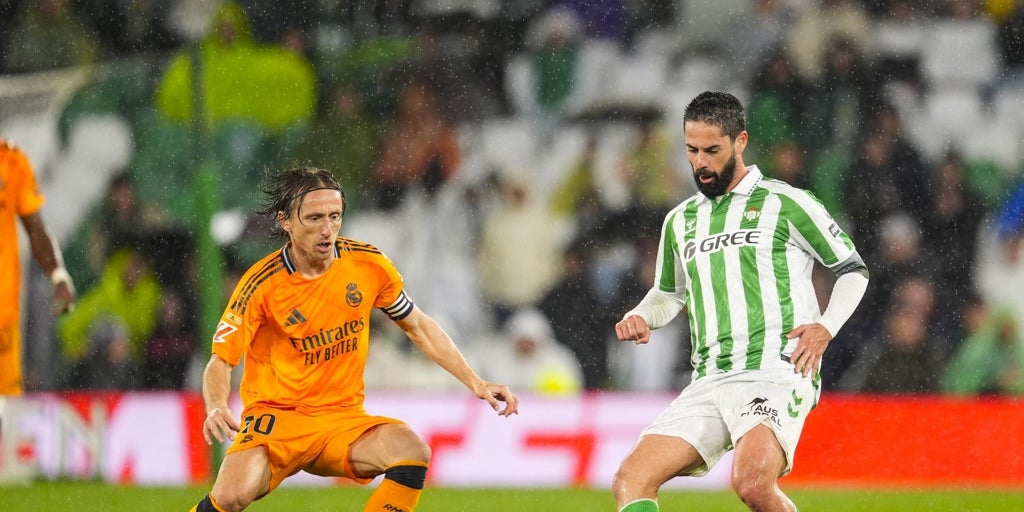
{"left": 397, "top": 436, "right": 431, "bottom": 465}
{"left": 416, "top": 437, "right": 432, "bottom": 463}
{"left": 613, "top": 465, "right": 655, "bottom": 499}
{"left": 393, "top": 427, "right": 431, "bottom": 465}
{"left": 732, "top": 475, "right": 778, "bottom": 507}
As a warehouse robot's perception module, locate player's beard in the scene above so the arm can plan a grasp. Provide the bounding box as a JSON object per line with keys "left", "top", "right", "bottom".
{"left": 693, "top": 154, "right": 737, "bottom": 199}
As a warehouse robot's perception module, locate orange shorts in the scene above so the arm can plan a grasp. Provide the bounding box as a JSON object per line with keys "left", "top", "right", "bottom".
{"left": 226, "top": 403, "right": 403, "bottom": 491}
{"left": 0, "top": 323, "right": 22, "bottom": 395}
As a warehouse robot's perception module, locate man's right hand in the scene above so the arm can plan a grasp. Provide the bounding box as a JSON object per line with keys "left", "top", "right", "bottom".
{"left": 615, "top": 315, "right": 651, "bottom": 345}
{"left": 203, "top": 406, "right": 240, "bottom": 445}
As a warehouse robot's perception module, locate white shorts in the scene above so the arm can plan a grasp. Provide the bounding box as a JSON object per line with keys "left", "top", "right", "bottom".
{"left": 640, "top": 368, "right": 819, "bottom": 476}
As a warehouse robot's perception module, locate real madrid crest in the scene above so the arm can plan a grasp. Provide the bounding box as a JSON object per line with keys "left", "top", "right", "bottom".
{"left": 345, "top": 282, "right": 363, "bottom": 307}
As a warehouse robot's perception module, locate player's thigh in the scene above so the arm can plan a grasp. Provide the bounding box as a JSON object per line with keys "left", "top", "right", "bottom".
{"left": 721, "top": 368, "right": 814, "bottom": 475}
{"left": 638, "top": 377, "right": 732, "bottom": 476}
{"left": 211, "top": 446, "right": 273, "bottom": 500}
{"left": 732, "top": 423, "right": 787, "bottom": 483}
{"left": 618, "top": 434, "right": 705, "bottom": 485}
{"left": 305, "top": 416, "right": 417, "bottom": 481}
{"left": 346, "top": 422, "right": 430, "bottom": 476}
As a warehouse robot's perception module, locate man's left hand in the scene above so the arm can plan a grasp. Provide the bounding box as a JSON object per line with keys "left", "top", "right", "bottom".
{"left": 787, "top": 323, "right": 833, "bottom": 378}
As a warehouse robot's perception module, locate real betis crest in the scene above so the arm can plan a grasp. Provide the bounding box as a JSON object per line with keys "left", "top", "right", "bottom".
{"left": 744, "top": 206, "right": 760, "bottom": 222}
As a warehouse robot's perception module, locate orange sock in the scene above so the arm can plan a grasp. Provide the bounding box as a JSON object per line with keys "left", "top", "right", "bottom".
{"left": 363, "top": 461, "right": 428, "bottom": 512}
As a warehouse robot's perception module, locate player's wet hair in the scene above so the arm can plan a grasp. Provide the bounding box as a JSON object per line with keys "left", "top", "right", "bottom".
{"left": 258, "top": 166, "right": 346, "bottom": 239}
{"left": 684, "top": 91, "right": 746, "bottom": 140}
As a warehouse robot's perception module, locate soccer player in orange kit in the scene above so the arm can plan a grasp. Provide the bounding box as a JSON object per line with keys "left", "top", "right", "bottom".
{"left": 0, "top": 138, "right": 75, "bottom": 427}
{"left": 189, "top": 167, "right": 519, "bottom": 512}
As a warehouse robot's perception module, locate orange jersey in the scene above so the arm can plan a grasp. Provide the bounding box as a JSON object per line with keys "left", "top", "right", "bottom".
{"left": 0, "top": 140, "right": 45, "bottom": 328}
{"left": 213, "top": 237, "right": 412, "bottom": 413}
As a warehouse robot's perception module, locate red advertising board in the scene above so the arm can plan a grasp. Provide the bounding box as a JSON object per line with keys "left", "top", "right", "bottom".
{"left": 2, "top": 392, "right": 1022, "bottom": 488}
{"left": 788, "top": 394, "right": 1024, "bottom": 487}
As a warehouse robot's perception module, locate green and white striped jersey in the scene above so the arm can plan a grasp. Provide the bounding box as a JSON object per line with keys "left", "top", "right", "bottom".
{"left": 655, "top": 166, "right": 856, "bottom": 380}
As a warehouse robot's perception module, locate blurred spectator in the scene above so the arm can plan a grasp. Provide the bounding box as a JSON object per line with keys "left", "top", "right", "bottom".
{"left": 841, "top": 129, "right": 931, "bottom": 263}
{"left": 786, "top": 0, "right": 871, "bottom": 81}
{"left": 856, "top": 214, "right": 939, "bottom": 334}
{"left": 762, "top": 139, "right": 811, "bottom": 190}
{"left": 811, "top": 102, "right": 924, "bottom": 226}
{"left": 540, "top": 240, "right": 612, "bottom": 390}
{"left": 477, "top": 171, "right": 567, "bottom": 325}
{"left": 57, "top": 248, "right": 162, "bottom": 366}
{"left": 371, "top": 75, "right": 460, "bottom": 211}
{"left": 976, "top": 182, "right": 1024, "bottom": 332}
{"left": 867, "top": 104, "right": 932, "bottom": 219}
{"left": 806, "top": 36, "right": 883, "bottom": 159}
{"left": 944, "top": 295, "right": 1024, "bottom": 395}
{"left": 470, "top": 308, "right": 583, "bottom": 396}
{"left": 143, "top": 290, "right": 197, "bottom": 389}
{"left": 73, "top": 172, "right": 170, "bottom": 290}
{"left": 505, "top": 5, "right": 585, "bottom": 119}
{"left": 616, "top": 117, "right": 687, "bottom": 212}
{"left": 890, "top": 274, "right": 961, "bottom": 356}
{"left": 745, "top": 50, "right": 814, "bottom": 160}
{"left": 1, "top": 0, "right": 100, "bottom": 73}
{"left": 837, "top": 306, "right": 947, "bottom": 393}
{"left": 65, "top": 317, "right": 141, "bottom": 390}
{"left": 154, "top": 1, "right": 317, "bottom": 134}
{"left": 293, "top": 82, "right": 384, "bottom": 212}
{"left": 921, "top": 151, "right": 986, "bottom": 330}
{"left": 550, "top": 135, "right": 603, "bottom": 220}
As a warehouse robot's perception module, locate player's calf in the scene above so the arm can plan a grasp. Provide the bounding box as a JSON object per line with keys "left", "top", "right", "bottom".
{"left": 363, "top": 460, "right": 428, "bottom": 512}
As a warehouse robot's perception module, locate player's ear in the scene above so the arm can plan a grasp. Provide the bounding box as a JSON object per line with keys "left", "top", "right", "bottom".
{"left": 734, "top": 130, "right": 748, "bottom": 154}
{"left": 277, "top": 211, "right": 290, "bottom": 233}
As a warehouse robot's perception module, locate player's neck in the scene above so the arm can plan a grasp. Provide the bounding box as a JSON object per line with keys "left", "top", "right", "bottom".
{"left": 723, "top": 161, "right": 749, "bottom": 194}
{"left": 287, "top": 245, "right": 335, "bottom": 278}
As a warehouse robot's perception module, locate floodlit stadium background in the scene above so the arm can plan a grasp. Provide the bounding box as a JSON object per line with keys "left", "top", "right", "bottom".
{"left": 2, "top": 0, "right": 1024, "bottom": 507}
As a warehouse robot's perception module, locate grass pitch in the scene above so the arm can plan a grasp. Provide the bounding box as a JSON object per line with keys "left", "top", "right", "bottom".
{"left": 2, "top": 481, "right": 1023, "bottom": 511}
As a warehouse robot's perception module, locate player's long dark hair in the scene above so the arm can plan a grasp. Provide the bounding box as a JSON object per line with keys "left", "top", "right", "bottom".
{"left": 257, "top": 166, "right": 346, "bottom": 239}
{"left": 684, "top": 91, "right": 746, "bottom": 140}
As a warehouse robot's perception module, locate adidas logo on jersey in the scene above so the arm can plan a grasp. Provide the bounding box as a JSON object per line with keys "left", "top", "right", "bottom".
{"left": 284, "top": 308, "right": 307, "bottom": 327}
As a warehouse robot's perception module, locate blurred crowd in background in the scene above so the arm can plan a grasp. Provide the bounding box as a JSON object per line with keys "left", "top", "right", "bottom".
{"left": 3, "top": 0, "right": 1024, "bottom": 397}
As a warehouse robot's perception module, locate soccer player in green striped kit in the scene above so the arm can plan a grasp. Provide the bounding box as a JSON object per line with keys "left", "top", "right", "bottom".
{"left": 612, "top": 91, "right": 869, "bottom": 512}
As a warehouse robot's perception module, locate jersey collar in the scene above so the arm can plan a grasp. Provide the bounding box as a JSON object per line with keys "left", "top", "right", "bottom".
{"left": 733, "top": 165, "right": 763, "bottom": 196}
{"left": 280, "top": 241, "right": 342, "bottom": 275}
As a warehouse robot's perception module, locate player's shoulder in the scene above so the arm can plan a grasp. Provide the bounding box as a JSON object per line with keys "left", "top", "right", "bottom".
{"left": 238, "top": 248, "right": 290, "bottom": 288}
{"left": 226, "top": 248, "right": 289, "bottom": 312}
{"left": 335, "top": 237, "right": 386, "bottom": 258}
{"left": 757, "top": 175, "right": 816, "bottom": 201}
